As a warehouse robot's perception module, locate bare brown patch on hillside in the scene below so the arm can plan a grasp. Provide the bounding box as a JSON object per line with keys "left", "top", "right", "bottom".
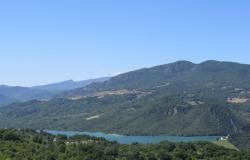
{"left": 68, "top": 89, "right": 144, "bottom": 100}
{"left": 187, "top": 101, "right": 204, "bottom": 106}
{"left": 227, "top": 97, "right": 249, "bottom": 104}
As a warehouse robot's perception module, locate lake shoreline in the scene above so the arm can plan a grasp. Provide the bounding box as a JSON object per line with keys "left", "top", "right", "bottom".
{"left": 46, "top": 130, "right": 222, "bottom": 144}
{"left": 42, "top": 128, "right": 226, "bottom": 137}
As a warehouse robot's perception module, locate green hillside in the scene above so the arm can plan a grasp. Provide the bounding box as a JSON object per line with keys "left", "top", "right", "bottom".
{"left": 1, "top": 60, "right": 250, "bottom": 136}
{"left": 59, "top": 60, "right": 250, "bottom": 97}
{"left": 214, "top": 140, "right": 239, "bottom": 150}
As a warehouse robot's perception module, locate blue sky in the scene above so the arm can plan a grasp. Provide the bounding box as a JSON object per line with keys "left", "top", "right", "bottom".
{"left": 0, "top": 0, "right": 249, "bottom": 86}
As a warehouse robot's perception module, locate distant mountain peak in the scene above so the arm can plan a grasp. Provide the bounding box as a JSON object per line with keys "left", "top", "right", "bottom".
{"left": 65, "top": 79, "right": 75, "bottom": 82}
{"left": 199, "top": 60, "right": 223, "bottom": 65}
{"left": 172, "top": 60, "right": 195, "bottom": 65}
{"left": 32, "top": 77, "right": 110, "bottom": 91}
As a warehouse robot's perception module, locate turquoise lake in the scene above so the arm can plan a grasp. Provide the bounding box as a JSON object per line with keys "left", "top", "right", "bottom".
{"left": 47, "top": 130, "right": 221, "bottom": 144}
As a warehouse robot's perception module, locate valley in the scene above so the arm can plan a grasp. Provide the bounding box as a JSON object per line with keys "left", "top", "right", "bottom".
{"left": 1, "top": 0, "right": 250, "bottom": 158}
{"left": 0, "top": 60, "right": 250, "bottom": 139}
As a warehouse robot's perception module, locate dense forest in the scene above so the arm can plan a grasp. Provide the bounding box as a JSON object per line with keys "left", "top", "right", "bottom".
{"left": 0, "top": 129, "right": 249, "bottom": 160}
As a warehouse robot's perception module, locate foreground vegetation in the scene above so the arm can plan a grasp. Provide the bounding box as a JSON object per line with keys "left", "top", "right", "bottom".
{"left": 0, "top": 129, "right": 249, "bottom": 160}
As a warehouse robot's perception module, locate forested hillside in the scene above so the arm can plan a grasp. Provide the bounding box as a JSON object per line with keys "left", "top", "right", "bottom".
{"left": 1, "top": 61, "right": 250, "bottom": 136}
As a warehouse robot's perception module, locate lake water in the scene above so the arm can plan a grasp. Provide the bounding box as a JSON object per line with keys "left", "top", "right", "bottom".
{"left": 46, "top": 130, "right": 221, "bottom": 144}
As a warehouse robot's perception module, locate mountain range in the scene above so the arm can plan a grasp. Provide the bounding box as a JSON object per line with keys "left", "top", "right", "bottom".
{"left": 32, "top": 77, "right": 110, "bottom": 91}
{"left": 0, "top": 77, "right": 110, "bottom": 106}
{"left": 0, "top": 60, "right": 250, "bottom": 136}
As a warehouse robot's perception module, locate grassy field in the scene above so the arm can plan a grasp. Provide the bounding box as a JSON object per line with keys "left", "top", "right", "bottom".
{"left": 214, "top": 140, "right": 239, "bottom": 150}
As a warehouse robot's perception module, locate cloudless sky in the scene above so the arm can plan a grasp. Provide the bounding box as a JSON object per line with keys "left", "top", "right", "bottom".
{"left": 0, "top": 0, "right": 249, "bottom": 86}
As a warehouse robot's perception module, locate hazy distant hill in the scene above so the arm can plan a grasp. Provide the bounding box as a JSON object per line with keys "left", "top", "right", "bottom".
{"left": 1, "top": 60, "right": 250, "bottom": 136}
{"left": 32, "top": 77, "right": 110, "bottom": 91}
{"left": 0, "top": 77, "right": 110, "bottom": 107}
{"left": 0, "top": 85, "right": 55, "bottom": 106}
{"left": 0, "top": 94, "right": 15, "bottom": 106}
